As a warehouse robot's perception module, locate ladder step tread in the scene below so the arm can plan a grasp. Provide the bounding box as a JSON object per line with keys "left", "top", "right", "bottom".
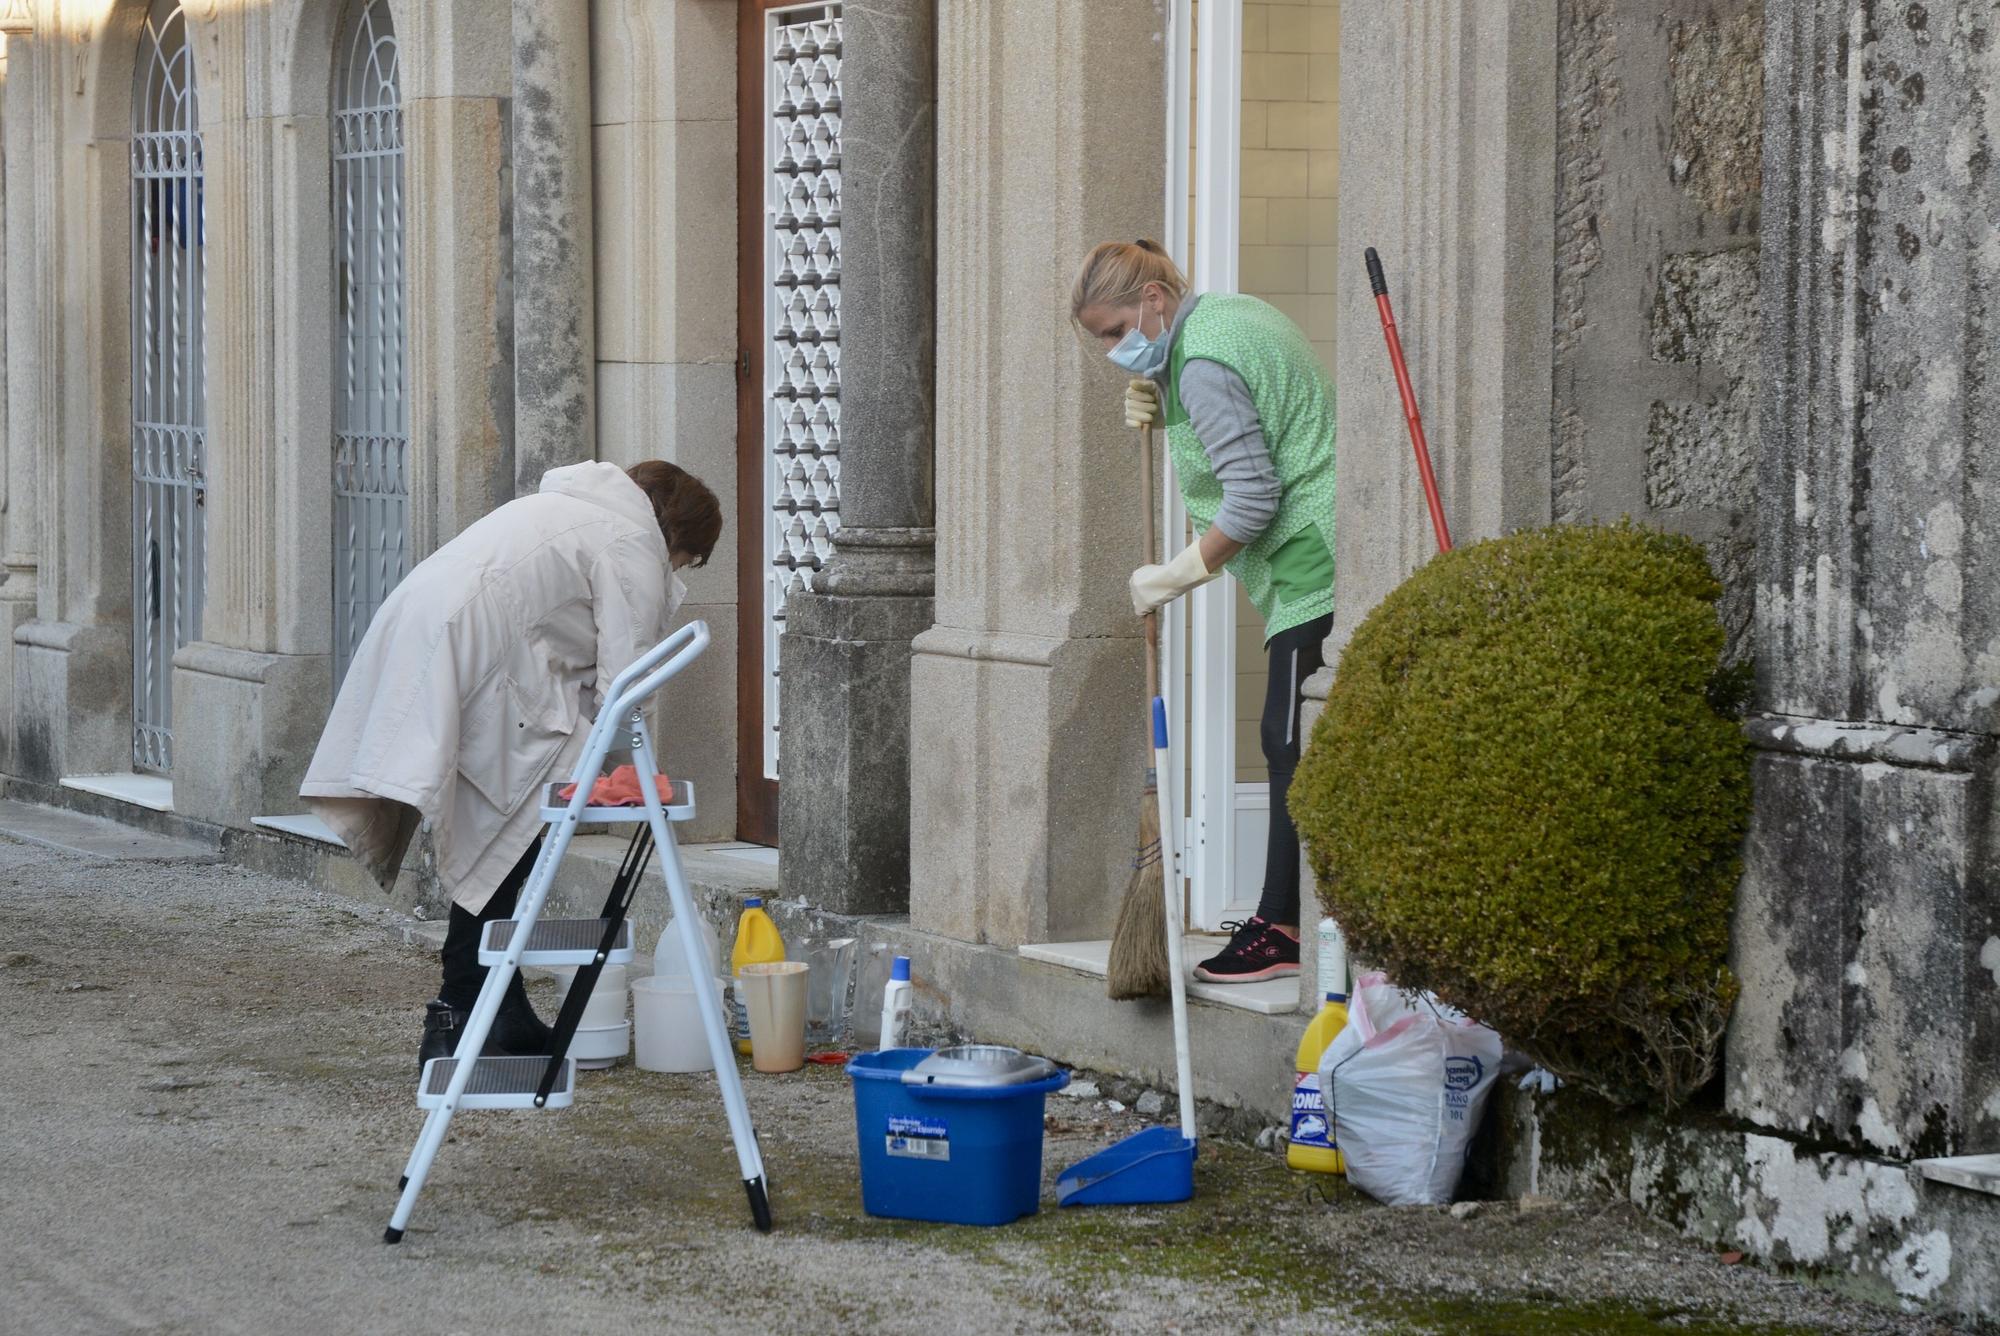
{"left": 479, "top": 918, "right": 635, "bottom": 966}
{"left": 417, "top": 1055, "right": 575, "bottom": 1110}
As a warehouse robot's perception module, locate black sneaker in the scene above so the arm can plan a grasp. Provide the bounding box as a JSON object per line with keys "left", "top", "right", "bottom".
{"left": 1193, "top": 917, "right": 1300, "bottom": 983}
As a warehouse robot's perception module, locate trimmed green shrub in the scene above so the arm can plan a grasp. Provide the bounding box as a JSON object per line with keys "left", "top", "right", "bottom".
{"left": 1292, "top": 522, "right": 1750, "bottom": 1108}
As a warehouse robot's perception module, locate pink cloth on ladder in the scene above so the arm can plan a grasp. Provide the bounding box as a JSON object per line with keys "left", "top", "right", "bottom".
{"left": 556, "top": 764, "right": 674, "bottom": 807}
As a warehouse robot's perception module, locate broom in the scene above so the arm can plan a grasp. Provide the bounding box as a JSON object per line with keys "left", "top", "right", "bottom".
{"left": 1107, "top": 423, "right": 1173, "bottom": 1000}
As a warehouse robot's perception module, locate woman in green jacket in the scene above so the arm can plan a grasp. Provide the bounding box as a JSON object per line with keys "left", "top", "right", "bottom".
{"left": 1072, "top": 239, "right": 1336, "bottom": 984}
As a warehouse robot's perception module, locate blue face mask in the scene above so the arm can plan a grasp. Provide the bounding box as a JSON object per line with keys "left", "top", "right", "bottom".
{"left": 1107, "top": 305, "right": 1171, "bottom": 377}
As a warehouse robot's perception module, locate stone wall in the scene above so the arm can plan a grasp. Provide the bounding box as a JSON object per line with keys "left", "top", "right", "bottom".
{"left": 589, "top": 0, "right": 738, "bottom": 841}
{"left": 1506, "top": 1087, "right": 1998, "bottom": 1319}
{"left": 1551, "top": 0, "right": 1764, "bottom": 658}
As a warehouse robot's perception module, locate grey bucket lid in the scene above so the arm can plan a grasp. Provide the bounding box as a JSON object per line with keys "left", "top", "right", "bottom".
{"left": 902, "top": 1044, "right": 1060, "bottom": 1088}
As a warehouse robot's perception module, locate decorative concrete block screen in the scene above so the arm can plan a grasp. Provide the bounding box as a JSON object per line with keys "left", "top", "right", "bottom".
{"left": 762, "top": 4, "right": 844, "bottom": 780}
{"left": 331, "top": 0, "right": 408, "bottom": 692}
{"left": 130, "top": 0, "right": 208, "bottom": 772}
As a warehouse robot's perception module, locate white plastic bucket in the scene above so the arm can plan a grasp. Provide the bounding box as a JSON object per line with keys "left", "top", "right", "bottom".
{"left": 554, "top": 964, "right": 629, "bottom": 1029}
{"left": 571, "top": 1020, "right": 631, "bottom": 1070}
{"left": 633, "top": 975, "right": 723, "bottom": 1073}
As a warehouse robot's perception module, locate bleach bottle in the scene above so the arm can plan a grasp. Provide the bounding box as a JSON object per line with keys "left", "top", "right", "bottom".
{"left": 1287, "top": 919, "right": 1349, "bottom": 1174}
{"left": 877, "top": 955, "right": 912, "bottom": 1050}
{"left": 729, "top": 897, "right": 785, "bottom": 1055}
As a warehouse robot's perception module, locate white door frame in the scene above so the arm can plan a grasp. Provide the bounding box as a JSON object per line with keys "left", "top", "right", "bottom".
{"left": 1164, "top": 0, "right": 1250, "bottom": 931}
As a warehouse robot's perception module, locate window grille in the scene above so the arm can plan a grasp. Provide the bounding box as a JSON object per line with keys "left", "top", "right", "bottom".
{"left": 763, "top": 4, "right": 843, "bottom": 780}
{"left": 129, "top": 0, "right": 206, "bottom": 773}
{"left": 331, "top": 0, "right": 407, "bottom": 690}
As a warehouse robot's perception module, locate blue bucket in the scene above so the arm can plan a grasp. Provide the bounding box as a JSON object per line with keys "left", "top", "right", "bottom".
{"left": 846, "top": 1048, "right": 1069, "bottom": 1226}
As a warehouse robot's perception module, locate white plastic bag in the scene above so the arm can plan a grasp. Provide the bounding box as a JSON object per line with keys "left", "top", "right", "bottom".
{"left": 1318, "top": 971, "right": 1502, "bottom": 1206}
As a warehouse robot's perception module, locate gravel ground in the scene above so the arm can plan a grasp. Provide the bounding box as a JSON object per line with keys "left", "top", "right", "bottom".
{"left": 0, "top": 827, "right": 1979, "bottom": 1336}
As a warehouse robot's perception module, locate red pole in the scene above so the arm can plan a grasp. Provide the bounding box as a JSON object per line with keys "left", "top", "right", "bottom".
{"left": 1364, "top": 247, "right": 1452, "bottom": 554}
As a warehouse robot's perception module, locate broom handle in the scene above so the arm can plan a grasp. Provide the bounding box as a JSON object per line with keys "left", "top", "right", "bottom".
{"left": 1140, "top": 424, "right": 1161, "bottom": 701}
{"left": 1141, "top": 423, "right": 1198, "bottom": 1144}
{"left": 1365, "top": 247, "right": 1452, "bottom": 554}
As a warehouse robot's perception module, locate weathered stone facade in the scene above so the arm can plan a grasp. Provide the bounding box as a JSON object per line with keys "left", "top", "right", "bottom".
{"left": 1733, "top": 0, "right": 2000, "bottom": 1166}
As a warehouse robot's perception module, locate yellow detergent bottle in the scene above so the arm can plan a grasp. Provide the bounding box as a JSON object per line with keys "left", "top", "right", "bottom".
{"left": 730, "top": 897, "right": 785, "bottom": 1055}
{"left": 1288, "top": 919, "right": 1350, "bottom": 1174}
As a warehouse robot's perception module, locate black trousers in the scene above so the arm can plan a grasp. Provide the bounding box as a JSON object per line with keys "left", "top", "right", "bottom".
{"left": 438, "top": 837, "right": 544, "bottom": 1009}
{"left": 1256, "top": 612, "right": 1333, "bottom": 926}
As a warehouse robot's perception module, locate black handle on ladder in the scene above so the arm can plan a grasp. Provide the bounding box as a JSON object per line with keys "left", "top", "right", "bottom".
{"left": 535, "top": 825, "right": 655, "bottom": 1105}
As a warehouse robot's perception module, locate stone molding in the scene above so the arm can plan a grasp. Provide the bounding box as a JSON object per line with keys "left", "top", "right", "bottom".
{"left": 910, "top": 626, "right": 1065, "bottom": 670}
{"left": 1747, "top": 714, "right": 1995, "bottom": 774}
{"left": 817, "top": 526, "right": 935, "bottom": 599}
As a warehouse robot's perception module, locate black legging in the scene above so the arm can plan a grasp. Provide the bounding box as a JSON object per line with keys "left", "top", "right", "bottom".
{"left": 1256, "top": 612, "right": 1333, "bottom": 926}
{"left": 438, "top": 837, "right": 545, "bottom": 1009}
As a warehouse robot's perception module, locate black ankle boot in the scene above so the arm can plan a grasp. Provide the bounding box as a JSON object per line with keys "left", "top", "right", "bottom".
{"left": 418, "top": 999, "right": 492, "bottom": 1071}
{"left": 492, "top": 975, "right": 553, "bottom": 1055}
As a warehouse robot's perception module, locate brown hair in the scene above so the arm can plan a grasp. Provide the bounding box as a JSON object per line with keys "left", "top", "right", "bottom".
{"left": 1069, "top": 238, "right": 1189, "bottom": 324}
{"left": 626, "top": 461, "right": 722, "bottom": 567}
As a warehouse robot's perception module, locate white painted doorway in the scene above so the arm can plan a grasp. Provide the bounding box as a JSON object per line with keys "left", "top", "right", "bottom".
{"left": 1162, "top": 0, "right": 1339, "bottom": 930}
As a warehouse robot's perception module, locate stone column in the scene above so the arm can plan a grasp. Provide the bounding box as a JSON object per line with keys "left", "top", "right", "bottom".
{"left": 0, "top": 26, "right": 33, "bottom": 777}
{"left": 168, "top": 8, "right": 334, "bottom": 825}
{"left": 778, "top": 0, "right": 936, "bottom": 915}
{"left": 402, "top": 0, "right": 515, "bottom": 549}
{"left": 907, "top": 0, "right": 1161, "bottom": 949}
{"left": 590, "top": 0, "right": 737, "bottom": 841}
{"left": 11, "top": 7, "right": 130, "bottom": 781}
{"left": 1729, "top": 0, "right": 2000, "bottom": 1160}
{"left": 510, "top": 0, "right": 594, "bottom": 488}
{"left": 1296, "top": 0, "right": 1556, "bottom": 988}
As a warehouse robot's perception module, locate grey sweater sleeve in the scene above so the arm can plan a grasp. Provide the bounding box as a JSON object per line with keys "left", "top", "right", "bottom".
{"left": 1177, "top": 357, "right": 1282, "bottom": 544}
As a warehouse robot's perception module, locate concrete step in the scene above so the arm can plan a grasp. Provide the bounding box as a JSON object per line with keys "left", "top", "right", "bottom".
{"left": 0, "top": 799, "right": 220, "bottom": 863}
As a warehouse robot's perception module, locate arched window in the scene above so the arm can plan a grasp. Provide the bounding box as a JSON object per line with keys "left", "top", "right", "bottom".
{"left": 330, "top": 0, "right": 405, "bottom": 689}
{"left": 130, "top": 0, "right": 206, "bottom": 772}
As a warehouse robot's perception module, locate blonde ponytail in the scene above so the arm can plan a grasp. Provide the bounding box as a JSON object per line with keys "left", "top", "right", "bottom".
{"left": 1069, "top": 239, "right": 1189, "bottom": 323}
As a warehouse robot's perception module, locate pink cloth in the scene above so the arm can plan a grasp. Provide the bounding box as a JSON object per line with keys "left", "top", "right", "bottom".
{"left": 557, "top": 764, "right": 674, "bottom": 808}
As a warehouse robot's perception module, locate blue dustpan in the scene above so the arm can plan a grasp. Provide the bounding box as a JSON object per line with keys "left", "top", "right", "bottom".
{"left": 1056, "top": 691, "right": 1202, "bottom": 1207}
{"left": 1056, "top": 1125, "right": 1196, "bottom": 1206}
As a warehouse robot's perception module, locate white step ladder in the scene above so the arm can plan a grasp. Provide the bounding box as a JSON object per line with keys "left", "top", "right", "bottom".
{"left": 385, "top": 621, "right": 771, "bottom": 1241}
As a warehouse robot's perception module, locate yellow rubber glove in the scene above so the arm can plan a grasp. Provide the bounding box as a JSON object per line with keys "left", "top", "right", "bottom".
{"left": 1130, "top": 542, "right": 1218, "bottom": 615}
{"left": 1124, "top": 376, "right": 1161, "bottom": 430}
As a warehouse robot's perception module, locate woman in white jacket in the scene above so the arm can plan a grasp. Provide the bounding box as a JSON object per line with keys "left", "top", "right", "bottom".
{"left": 302, "top": 459, "right": 721, "bottom": 1067}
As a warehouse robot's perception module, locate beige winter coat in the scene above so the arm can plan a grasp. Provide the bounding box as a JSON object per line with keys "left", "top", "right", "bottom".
{"left": 302, "top": 462, "right": 681, "bottom": 912}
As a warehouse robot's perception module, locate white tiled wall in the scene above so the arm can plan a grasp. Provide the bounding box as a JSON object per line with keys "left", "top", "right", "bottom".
{"left": 1235, "top": 0, "right": 1338, "bottom": 782}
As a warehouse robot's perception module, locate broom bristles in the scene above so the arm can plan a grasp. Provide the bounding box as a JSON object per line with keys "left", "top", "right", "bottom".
{"left": 1106, "top": 782, "right": 1171, "bottom": 1000}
